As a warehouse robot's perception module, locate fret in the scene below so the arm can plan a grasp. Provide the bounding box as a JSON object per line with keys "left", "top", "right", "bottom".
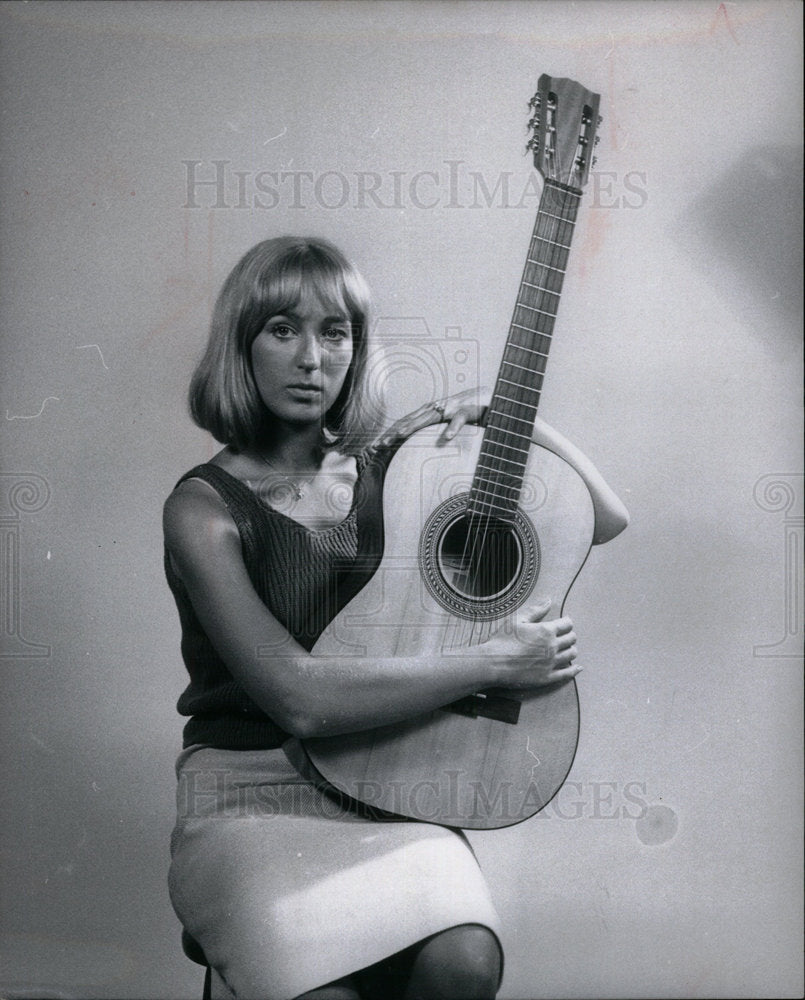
{"left": 544, "top": 180, "right": 581, "bottom": 200}
{"left": 515, "top": 302, "right": 557, "bottom": 318}
{"left": 526, "top": 258, "right": 566, "bottom": 274}
{"left": 511, "top": 321, "right": 552, "bottom": 337}
{"left": 470, "top": 487, "right": 520, "bottom": 510}
{"left": 498, "top": 372, "right": 544, "bottom": 399}
{"left": 470, "top": 488, "right": 519, "bottom": 509}
{"left": 481, "top": 436, "right": 530, "bottom": 456}
{"left": 483, "top": 425, "right": 533, "bottom": 444}
{"left": 474, "top": 475, "right": 520, "bottom": 493}
{"left": 477, "top": 456, "right": 525, "bottom": 473}
{"left": 501, "top": 358, "right": 539, "bottom": 375}
{"left": 532, "top": 235, "right": 571, "bottom": 251}
{"left": 486, "top": 408, "right": 535, "bottom": 428}
{"left": 496, "top": 393, "right": 538, "bottom": 411}
{"left": 522, "top": 280, "right": 560, "bottom": 295}
{"left": 500, "top": 358, "right": 534, "bottom": 375}
{"left": 467, "top": 495, "right": 516, "bottom": 514}
{"left": 507, "top": 342, "right": 549, "bottom": 358}
{"left": 498, "top": 375, "right": 543, "bottom": 392}
{"left": 538, "top": 209, "right": 575, "bottom": 224}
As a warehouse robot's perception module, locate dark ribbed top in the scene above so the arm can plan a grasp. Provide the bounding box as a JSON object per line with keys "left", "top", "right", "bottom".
{"left": 164, "top": 452, "right": 386, "bottom": 750}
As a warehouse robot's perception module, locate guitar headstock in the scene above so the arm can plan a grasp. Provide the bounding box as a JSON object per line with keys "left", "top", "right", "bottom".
{"left": 527, "top": 74, "right": 601, "bottom": 190}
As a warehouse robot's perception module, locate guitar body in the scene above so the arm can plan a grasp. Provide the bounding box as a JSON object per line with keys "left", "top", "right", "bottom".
{"left": 303, "top": 423, "right": 595, "bottom": 829}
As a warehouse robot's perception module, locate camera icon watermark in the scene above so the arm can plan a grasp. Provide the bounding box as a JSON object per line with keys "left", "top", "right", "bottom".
{"left": 369, "top": 317, "right": 480, "bottom": 416}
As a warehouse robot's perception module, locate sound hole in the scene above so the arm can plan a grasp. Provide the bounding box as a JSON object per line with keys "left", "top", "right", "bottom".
{"left": 438, "top": 515, "right": 523, "bottom": 600}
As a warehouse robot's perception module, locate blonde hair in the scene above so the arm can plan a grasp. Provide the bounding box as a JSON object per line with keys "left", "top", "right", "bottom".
{"left": 189, "top": 236, "right": 382, "bottom": 454}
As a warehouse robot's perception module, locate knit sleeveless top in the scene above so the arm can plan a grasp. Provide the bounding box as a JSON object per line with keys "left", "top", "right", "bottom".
{"left": 165, "top": 451, "right": 386, "bottom": 750}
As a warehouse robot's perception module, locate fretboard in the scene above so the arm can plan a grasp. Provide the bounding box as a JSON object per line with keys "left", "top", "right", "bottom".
{"left": 467, "top": 179, "right": 581, "bottom": 523}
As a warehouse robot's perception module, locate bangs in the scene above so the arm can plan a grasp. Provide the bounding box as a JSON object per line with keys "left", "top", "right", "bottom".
{"left": 244, "top": 246, "right": 368, "bottom": 341}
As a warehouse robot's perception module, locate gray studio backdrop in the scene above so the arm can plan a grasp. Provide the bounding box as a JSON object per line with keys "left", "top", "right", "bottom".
{"left": 1, "top": 2, "right": 802, "bottom": 998}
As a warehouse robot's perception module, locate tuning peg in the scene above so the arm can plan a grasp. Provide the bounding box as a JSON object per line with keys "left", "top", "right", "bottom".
{"left": 594, "top": 135, "right": 601, "bottom": 146}
{"left": 528, "top": 93, "right": 542, "bottom": 109}
{"left": 597, "top": 114, "right": 603, "bottom": 126}
{"left": 525, "top": 137, "right": 540, "bottom": 154}
{"left": 592, "top": 156, "right": 598, "bottom": 167}
{"left": 527, "top": 115, "right": 540, "bottom": 129}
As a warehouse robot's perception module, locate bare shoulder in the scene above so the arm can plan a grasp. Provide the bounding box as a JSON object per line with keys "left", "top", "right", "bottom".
{"left": 163, "top": 477, "right": 240, "bottom": 577}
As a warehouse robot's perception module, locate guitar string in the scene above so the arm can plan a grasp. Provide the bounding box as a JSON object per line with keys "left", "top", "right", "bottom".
{"left": 447, "top": 169, "right": 570, "bottom": 654}
{"left": 443, "top": 116, "right": 584, "bottom": 653}
{"left": 451, "top": 167, "right": 581, "bottom": 657}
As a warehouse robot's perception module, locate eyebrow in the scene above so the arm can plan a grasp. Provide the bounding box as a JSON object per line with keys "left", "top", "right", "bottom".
{"left": 269, "top": 311, "right": 350, "bottom": 324}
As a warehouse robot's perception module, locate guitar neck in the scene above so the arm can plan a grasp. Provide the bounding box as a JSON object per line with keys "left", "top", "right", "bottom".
{"left": 467, "top": 179, "right": 582, "bottom": 523}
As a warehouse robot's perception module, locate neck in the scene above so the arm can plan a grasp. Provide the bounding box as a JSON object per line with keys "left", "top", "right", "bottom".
{"left": 252, "top": 420, "right": 324, "bottom": 471}
{"left": 466, "top": 179, "right": 581, "bottom": 524}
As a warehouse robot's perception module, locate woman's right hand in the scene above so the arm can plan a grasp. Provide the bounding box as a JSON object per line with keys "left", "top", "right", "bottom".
{"left": 478, "top": 597, "right": 580, "bottom": 688}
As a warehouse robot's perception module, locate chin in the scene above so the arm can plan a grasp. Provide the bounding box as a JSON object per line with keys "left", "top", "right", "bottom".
{"left": 278, "top": 406, "right": 326, "bottom": 427}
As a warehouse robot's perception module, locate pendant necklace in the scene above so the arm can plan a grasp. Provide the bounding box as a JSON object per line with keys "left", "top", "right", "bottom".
{"left": 258, "top": 453, "right": 306, "bottom": 501}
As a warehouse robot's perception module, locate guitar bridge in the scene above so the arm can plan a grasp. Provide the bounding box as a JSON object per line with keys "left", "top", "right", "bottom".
{"left": 442, "top": 691, "right": 521, "bottom": 725}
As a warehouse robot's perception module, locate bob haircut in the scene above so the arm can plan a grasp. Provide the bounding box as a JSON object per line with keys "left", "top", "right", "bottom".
{"left": 189, "top": 236, "right": 381, "bottom": 454}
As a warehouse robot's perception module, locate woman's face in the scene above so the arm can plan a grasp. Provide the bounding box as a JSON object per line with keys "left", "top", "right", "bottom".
{"left": 250, "top": 284, "right": 354, "bottom": 428}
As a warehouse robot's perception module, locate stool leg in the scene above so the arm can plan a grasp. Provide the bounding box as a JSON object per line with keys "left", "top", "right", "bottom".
{"left": 202, "top": 965, "right": 211, "bottom": 1000}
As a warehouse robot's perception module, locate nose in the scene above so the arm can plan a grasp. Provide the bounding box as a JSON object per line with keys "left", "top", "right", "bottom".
{"left": 295, "top": 333, "right": 321, "bottom": 371}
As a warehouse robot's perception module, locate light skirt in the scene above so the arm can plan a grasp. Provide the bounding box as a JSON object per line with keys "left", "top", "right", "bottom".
{"left": 168, "top": 744, "right": 501, "bottom": 999}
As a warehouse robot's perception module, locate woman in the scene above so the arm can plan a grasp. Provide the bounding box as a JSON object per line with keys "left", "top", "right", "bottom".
{"left": 164, "top": 236, "right": 628, "bottom": 999}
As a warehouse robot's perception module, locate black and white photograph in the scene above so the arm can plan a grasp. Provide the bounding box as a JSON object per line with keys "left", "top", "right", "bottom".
{"left": 1, "top": 2, "right": 802, "bottom": 998}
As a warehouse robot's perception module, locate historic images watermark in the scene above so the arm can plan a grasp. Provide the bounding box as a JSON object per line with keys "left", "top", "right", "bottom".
{"left": 176, "top": 767, "right": 652, "bottom": 826}
{"left": 752, "top": 473, "right": 804, "bottom": 659}
{"left": 0, "top": 473, "right": 51, "bottom": 659}
{"left": 181, "top": 160, "right": 648, "bottom": 212}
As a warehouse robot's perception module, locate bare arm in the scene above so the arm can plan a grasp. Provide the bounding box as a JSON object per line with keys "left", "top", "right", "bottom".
{"left": 530, "top": 417, "right": 629, "bottom": 544}
{"left": 164, "top": 480, "right": 578, "bottom": 740}
{"left": 409, "top": 388, "right": 629, "bottom": 545}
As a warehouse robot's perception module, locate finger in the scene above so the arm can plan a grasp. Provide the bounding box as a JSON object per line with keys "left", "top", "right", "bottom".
{"left": 554, "top": 645, "right": 577, "bottom": 666}
{"left": 523, "top": 598, "right": 553, "bottom": 622}
{"left": 556, "top": 629, "right": 577, "bottom": 650}
{"left": 442, "top": 414, "right": 467, "bottom": 440}
{"left": 547, "top": 663, "right": 583, "bottom": 683}
{"left": 554, "top": 616, "right": 574, "bottom": 635}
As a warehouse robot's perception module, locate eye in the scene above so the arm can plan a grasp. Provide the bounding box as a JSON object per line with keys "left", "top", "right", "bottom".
{"left": 323, "top": 325, "right": 351, "bottom": 342}
{"left": 267, "top": 322, "right": 295, "bottom": 339}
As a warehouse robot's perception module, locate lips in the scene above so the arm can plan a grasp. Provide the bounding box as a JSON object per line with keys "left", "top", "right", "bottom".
{"left": 286, "top": 384, "right": 323, "bottom": 402}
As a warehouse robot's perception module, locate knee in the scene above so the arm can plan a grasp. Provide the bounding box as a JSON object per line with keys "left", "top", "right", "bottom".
{"left": 409, "top": 924, "right": 502, "bottom": 999}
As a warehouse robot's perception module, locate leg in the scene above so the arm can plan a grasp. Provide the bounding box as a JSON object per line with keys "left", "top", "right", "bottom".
{"left": 403, "top": 924, "right": 502, "bottom": 1000}
{"left": 356, "top": 924, "right": 502, "bottom": 1000}
{"left": 294, "top": 975, "right": 361, "bottom": 1000}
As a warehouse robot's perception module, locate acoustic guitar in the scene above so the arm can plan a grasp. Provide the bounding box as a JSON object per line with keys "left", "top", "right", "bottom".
{"left": 302, "top": 75, "right": 602, "bottom": 829}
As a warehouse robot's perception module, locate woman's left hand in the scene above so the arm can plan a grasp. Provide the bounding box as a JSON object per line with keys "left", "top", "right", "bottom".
{"left": 379, "top": 387, "right": 491, "bottom": 447}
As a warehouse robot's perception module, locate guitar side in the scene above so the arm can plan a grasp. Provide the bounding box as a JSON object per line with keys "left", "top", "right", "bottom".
{"left": 302, "top": 424, "right": 595, "bottom": 829}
